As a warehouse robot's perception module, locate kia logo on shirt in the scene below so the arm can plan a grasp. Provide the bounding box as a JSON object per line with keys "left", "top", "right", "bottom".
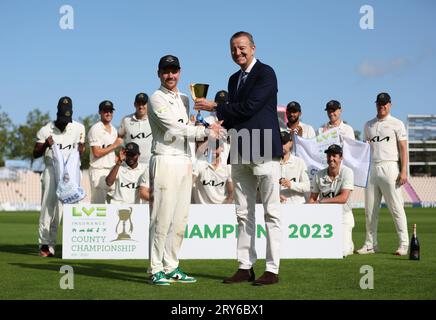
{"left": 120, "top": 182, "right": 139, "bottom": 189}
{"left": 130, "top": 133, "right": 147, "bottom": 140}
{"left": 370, "top": 136, "right": 390, "bottom": 143}
{"left": 322, "top": 192, "right": 335, "bottom": 198}
{"left": 202, "top": 180, "right": 225, "bottom": 187}
{"left": 55, "top": 144, "right": 73, "bottom": 150}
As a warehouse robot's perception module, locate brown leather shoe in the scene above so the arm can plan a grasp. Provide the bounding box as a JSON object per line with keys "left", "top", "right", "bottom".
{"left": 223, "top": 268, "right": 255, "bottom": 284}
{"left": 253, "top": 271, "right": 279, "bottom": 286}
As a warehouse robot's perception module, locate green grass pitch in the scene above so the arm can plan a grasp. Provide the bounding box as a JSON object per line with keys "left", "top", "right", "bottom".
{"left": 0, "top": 208, "right": 435, "bottom": 300}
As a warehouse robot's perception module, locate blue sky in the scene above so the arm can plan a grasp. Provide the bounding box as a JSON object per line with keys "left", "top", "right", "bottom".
{"left": 0, "top": 0, "right": 435, "bottom": 135}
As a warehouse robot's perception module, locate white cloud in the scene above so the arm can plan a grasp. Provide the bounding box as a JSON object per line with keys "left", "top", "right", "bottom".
{"left": 357, "top": 48, "right": 434, "bottom": 78}
{"left": 357, "top": 57, "right": 409, "bottom": 78}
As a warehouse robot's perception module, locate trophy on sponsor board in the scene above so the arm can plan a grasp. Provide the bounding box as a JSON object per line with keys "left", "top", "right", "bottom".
{"left": 114, "top": 207, "right": 133, "bottom": 241}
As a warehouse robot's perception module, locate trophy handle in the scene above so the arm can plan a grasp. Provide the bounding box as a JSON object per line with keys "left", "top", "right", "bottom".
{"left": 129, "top": 207, "right": 133, "bottom": 233}
{"left": 129, "top": 217, "right": 133, "bottom": 233}
{"left": 115, "top": 220, "right": 121, "bottom": 234}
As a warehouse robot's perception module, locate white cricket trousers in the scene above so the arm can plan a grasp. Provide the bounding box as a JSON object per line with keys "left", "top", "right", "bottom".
{"left": 89, "top": 168, "right": 112, "bottom": 204}
{"left": 148, "top": 155, "right": 192, "bottom": 274}
{"left": 343, "top": 210, "right": 354, "bottom": 256}
{"left": 364, "top": 161, "right": 409, "bottom": 248}
{"left": 38, "top": 165, "right": 62, "bottom": 246}
{"left": 139, "top": 163, "right": 149, "bottom": 205}
{"left": 232, "top": 160, "right": 281, "bottom": 274}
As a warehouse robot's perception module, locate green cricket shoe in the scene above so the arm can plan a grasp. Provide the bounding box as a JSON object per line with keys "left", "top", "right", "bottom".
{"left": 151, "top": 271, "right": 171, "bottom": 286}
{"left": 165, "top": 267, "right": 197, "bottom": 283}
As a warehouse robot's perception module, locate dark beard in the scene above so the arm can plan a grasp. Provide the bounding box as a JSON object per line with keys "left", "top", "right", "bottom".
{"left": 287, "top": 117, "right": 299, "bottom": 126}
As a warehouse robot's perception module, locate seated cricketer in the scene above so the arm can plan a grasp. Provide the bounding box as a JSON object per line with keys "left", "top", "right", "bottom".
{"left": 307, "top": 144, "right": 355, "bottom": 257}
{"left": 105, "top": 142, "right": 149, "bottom": 204}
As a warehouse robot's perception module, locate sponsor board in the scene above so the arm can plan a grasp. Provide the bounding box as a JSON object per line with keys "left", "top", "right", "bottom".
{"left": 63, "top": 204, "right": 343, "bottom": 259}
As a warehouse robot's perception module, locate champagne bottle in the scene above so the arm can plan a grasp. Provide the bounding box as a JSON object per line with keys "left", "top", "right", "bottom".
{"left": 409, "top": 224, "right": 420, "bottom": 260}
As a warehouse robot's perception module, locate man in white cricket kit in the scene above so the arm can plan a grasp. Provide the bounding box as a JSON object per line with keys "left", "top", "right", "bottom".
{"left": 147, "top": 54, "right": 221, "bottom": 285}
{"left": 285, "top": 101, "right": 316, "bottom": 139}
{"left": 192, "top": 140, "right": 233, "bottom": 204}
{"left": 318, "top": 100, "right": 355, "bottom": 141}
{"left": 105, "top": 142, "right": 149, "bottom": 204}
{"left": 357, "top": 92, "right": 409, "bottom": 256}
{"left": 279, "top": 131, "right": 310, "bottom": 204}
{"left": 88, "top": 100, "right": 122, "bottom": 203}
{"left": 118, "top": 93, "right": 152, "bottom": 168}
{"left": 308, "top": 144, "right": 355, "bottom": 257}
{"left": 33, "top": 96, "right": 85, "bottom": 257}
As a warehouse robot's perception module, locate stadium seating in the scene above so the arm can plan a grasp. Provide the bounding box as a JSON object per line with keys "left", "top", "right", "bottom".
{"left": 408, "top": 177, "right": 436, "bottom": 203}
{"left": 0, "top": 169, "right": 91, "bottom": 209}
{"left": 350, "top": 185, "right": 413, "bottom": 208}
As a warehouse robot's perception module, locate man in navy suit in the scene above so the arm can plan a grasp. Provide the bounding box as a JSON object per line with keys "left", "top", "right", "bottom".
{"left": 195, "top": 31, "right": 282, "bottom": 285}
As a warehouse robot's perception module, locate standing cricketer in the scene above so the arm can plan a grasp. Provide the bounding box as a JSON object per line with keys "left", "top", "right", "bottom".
{"left": 147, "top": 55, "right": 222, "bottom": 285}
{"left": 357, "top": 92, "right": 409, "bottom": 256}
{"left": 285, "top": 101, "right": 316, "bottom": 139}
{"left": 33, "top": 96, "right": 85, "bottom": 257}
{"left": 87, "top": 100, "right": 122, "bottom": 203}
{"left": 318, "top": 100, "right": 355, "bottom": 141}
{"left": 118, "top": 93, "right": 153, "bottom": 168}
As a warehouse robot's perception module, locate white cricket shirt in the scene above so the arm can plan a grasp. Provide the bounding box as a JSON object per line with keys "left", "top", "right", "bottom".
{"left": 36, "top": 121, "right": 85, "bottom": 166}
{"left": 192, "top": 160, "right": 232, "bottom": 204}
{"left": 318, "top": 120, "right": 355, "bottom": 140}
{"left": 110, "top": 163, "right": 148, "bottom": 204}
{"left": 287, "top": 121, "right": 316, "bottom": 139}
{"left": 88, "top": 121, "right": 118, "bottom": 169}
{"left": 118, "top": 113, "right": 153, "bottom": 165}
{"left": 311, "top": 164, "right": 354, "bottom": 213}
{"left": 148, "top": 86, "right": 207, "bottom": 157}
{"left": 280, "top": 154, "right": 310, "bottom": 204}
{"left": 364, "top": 114, "right": 407, "bottom": 162}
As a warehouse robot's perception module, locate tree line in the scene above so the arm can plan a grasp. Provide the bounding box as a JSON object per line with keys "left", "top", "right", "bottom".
{"left": 0, "top": 106, "right": 98, "bottom": 169}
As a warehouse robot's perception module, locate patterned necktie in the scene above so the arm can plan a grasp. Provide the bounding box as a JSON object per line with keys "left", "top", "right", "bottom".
{"left": 238, "top": 71, "right": 248, "bottom": 91}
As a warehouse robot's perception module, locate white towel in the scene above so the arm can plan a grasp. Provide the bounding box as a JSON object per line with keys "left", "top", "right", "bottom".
{"left": 52, "top": 144, "right": 86, "bottom": 204}
{"left": 294, "top": 128, "right": 370, "bottom": 187}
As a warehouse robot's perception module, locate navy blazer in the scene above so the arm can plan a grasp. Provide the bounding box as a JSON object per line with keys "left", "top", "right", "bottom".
{"left": 216, "top": 60, "right": 283, "bottom": 162}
